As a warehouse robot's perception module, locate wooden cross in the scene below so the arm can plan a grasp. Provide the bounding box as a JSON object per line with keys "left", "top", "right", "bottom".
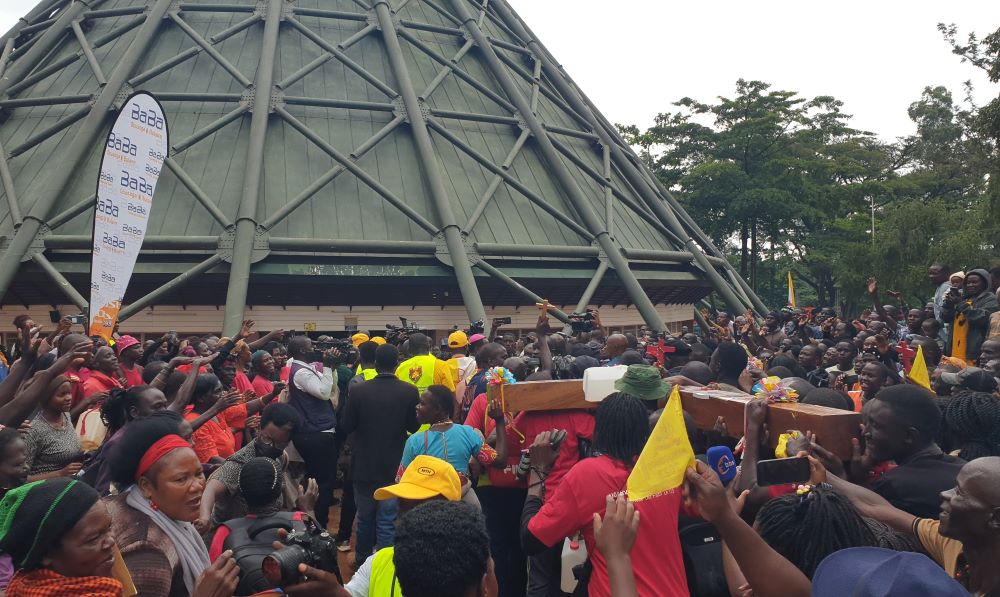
{"left": 895, "top": 341, "right": 917, "bottom": 372}
{"left": 488, "top": 379, "right": 861, "bottom": 460}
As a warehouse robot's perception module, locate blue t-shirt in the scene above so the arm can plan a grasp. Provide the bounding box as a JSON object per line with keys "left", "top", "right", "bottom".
{"left": 401, "top": 424, "right": 482, "bottom": 475}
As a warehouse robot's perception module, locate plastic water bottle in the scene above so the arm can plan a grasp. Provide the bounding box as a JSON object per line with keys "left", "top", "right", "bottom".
{"left": 561, "top": 534, "right": 588, "bottom": 593}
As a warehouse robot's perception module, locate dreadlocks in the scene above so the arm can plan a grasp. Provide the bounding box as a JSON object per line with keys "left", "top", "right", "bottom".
{"left": 943, "top": 390, "right": 1000, "bottom": 460}
{"left": 593, "top": 392, "right": 649, "bottom": 464}
{"left": 755, "top": 485, "right": 878, "bottom": 578}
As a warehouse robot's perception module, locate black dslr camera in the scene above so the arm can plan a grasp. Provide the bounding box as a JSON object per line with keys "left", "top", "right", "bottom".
{"left": 261, "top": 520, "right": 343, "bottom": 587}
{"left": 568, "top": 309, "right": 596, "bottom": 334}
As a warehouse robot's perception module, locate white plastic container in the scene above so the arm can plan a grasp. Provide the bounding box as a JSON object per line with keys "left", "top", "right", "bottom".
{"left": 583, "top": 365, "right": 627, "bottom": 402}
{"left": 561, "top": 534, "right": 588, "bottom": 592}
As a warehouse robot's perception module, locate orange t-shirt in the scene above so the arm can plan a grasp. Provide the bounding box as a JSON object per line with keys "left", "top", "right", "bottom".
{"left": 185, "top": 403, "right": 248, "bottom": 463}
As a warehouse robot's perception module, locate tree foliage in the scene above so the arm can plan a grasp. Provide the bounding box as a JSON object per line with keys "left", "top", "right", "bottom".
{"left": 620, "top": 66, "right": 998, "bottom": 313}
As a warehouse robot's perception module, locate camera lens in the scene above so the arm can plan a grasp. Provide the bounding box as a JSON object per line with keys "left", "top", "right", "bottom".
{"left": 262, "top": 544, "right": 309, "bottom": 586}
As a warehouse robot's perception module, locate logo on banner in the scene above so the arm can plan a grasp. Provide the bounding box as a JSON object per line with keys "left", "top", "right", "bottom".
{"left": 88, "top": 93, "right": 169, "bottom": 339}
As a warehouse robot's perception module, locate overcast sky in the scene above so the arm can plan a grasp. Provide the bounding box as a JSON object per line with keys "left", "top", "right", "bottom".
{"left": 2, "top": 0, "right": 996, "bottom": 140}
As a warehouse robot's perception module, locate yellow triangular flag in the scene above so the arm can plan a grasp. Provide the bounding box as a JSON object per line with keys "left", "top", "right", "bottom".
{"left": 909, "top": 344, "right": 932, "bottom": 392}
{"left": 627, "top": 385, "right": 696, "bottom": 501}
{"left": 787, "top": 271, "right": 796, "bottom": 308}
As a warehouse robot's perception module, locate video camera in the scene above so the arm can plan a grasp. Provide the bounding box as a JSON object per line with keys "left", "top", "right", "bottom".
{"left": 310, "top": 337, "right": 357, "bottom": 365}
{"left": 385, "top": 317, "right": 424, "bottom": 345}
{"left": 262, "top": 519, "right": 343, "bottom": 588}
{"left": 567, "top": 309, "right": 596, "bottom": 334}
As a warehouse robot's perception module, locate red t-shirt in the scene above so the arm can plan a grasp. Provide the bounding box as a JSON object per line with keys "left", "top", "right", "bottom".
{"left": 233, "top": 371, "right": 254, "bottom": 394}
{"left": 66, "top": 367, "right": 91, "bottom": 408}
{"left": 279, "top": 366, "right": 289, "bottom": 382}
{"left": 514, "top": 409, "right": 595, "bottom": 495}
{"left": 527, "top": 455, "right": 688, "bottom": 597}
{"left": 81, "top": 370, "right": 122, "bottom": 399}
{"left": 463, "top": 394, "right": 524, "bottom": 488}
{"left": 119, "top": 364, "right": 144, "bottom": 388}
{"left": 251, "top": 375, "right": 274, "bottom": 398}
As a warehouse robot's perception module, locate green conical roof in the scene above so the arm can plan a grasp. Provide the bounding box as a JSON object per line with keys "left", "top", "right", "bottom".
{"left": 0, "top": 0, "right": 763, "bottom": 333}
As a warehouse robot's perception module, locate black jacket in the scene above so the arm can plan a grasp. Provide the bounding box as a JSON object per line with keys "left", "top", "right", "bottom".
{"left": 340, "top": 373, "right": 420, "bottom": 484}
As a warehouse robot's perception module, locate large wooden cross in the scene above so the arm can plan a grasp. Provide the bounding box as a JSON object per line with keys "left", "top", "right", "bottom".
{"left": 488, "top": 379, "right": 861, "bottom": 460}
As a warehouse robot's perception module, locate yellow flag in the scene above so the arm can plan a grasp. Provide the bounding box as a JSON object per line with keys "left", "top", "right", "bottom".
{"left": 627, "top": 385, "right": 696, "bottom": 501}
{"left": 787, "top": 271, "right": 796, "bottom": 308}
{"left": 909, "top": 344, "right": 932, "bottom": 392}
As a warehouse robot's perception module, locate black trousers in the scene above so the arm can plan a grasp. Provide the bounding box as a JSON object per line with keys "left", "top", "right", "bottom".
{"left": 477, "top": 485, "right": 528, "bottom": 597}
{"left": 292, "top": 431, "right": 340, "bottom": 530}
{"left": 527, "top": 542, "right": 569, "bottom": 597}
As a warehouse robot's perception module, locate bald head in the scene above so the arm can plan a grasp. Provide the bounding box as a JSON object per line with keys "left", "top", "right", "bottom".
{"left": 963, "top": 457, "right": 1000, "bottom": 507}
{"left": 602, "top": 334, "right": 628, "bottom": 359}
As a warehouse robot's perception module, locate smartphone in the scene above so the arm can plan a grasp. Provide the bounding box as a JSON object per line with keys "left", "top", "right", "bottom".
{"left": 756, "top": 457, "right": 811, "bottom": 486}
{"left": 67, "top": 314, "right": 86, "bottom": 325}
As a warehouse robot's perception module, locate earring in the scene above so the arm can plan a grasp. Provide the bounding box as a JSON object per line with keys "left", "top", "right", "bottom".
{"left": 150, "top": 501, "right": 159, "bottom": 511}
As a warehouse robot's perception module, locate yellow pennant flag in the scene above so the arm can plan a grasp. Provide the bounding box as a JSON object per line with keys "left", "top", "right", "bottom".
{"left": 627, "top": 385, "right": 696, "bottom": 501}
{"left": 787, "top": 271, "right": 796, "bottom": 308}
{"left": 909, "top": 344, "right": 932, "bottom": 392}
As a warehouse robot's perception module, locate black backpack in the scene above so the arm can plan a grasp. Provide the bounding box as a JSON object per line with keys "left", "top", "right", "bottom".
{"left": 221, "top": 512, "right": 305, "bottom": 595}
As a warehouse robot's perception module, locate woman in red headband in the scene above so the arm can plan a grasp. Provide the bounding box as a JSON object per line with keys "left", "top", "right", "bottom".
{"left": 104, "top": 413, "right": 238, "bottom": 597}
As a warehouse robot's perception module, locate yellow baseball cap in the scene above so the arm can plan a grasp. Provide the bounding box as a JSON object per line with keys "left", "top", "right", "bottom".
{"left": 370, "top": 336, "right": 386, "bottom": 345}
{"left": 448, "top": 330, "right": 469, "bottom": 349}
{"left": 351, "top": 333, "right": 370, "bottom": 347}
{"left": 374, "top": 455, "right": 461, "bottom": 502}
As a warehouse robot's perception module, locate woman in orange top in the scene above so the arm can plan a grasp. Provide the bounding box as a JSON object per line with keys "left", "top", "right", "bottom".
{"left": 184, "top": 374, "right": 272, "bottom": 465}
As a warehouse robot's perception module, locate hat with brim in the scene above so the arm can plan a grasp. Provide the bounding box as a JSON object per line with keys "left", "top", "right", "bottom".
{"left": 468, "top": 333, "right": 486, "bottom": 344}
{"left": 374, "top": 455, "right": 461, "bottom": 502}
{"left": 941, "top": 367, "right": 997, "bottom": 392}
{"left": 812, "top": 547, "right": 967, "bottom": 597}
{"left": 614, "top": 364, "right": 672, "bottom": 401}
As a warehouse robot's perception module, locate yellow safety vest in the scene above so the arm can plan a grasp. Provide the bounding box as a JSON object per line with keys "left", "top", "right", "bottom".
{"left": 356, "top": 366, "right": 377, "bottom": 381}
{"left": 368, "top": 547, "right": 402, "bottom": 597}
{"left": 395, "top": 354, "right": 438, "bottom": 392}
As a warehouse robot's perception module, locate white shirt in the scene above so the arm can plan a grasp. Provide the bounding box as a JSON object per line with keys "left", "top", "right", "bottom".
{"left": 933, "top": 280, "right": 952, "bottom": 320}
{"left": 345, "top": 553, "right": 375, "bottom": 597}
{"left": 289, "top": 358, "right": 338, "bottom": 408}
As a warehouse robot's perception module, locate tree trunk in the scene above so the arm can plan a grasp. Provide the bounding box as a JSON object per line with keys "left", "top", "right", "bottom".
{"left": 750, "top": 218, "right": 758, "bottom": 291}
{"left": 740, "top": 221, "right": 749, "bottom": 278}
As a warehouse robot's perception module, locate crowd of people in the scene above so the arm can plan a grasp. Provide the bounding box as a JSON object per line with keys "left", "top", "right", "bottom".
{"left": 0, "top": 261, "right": 996, "bottom": 596}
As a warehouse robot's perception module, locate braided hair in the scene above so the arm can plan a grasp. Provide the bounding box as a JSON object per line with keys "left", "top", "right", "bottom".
{"left": 594, "top": 392, "right": 649, "bottom": 464}
{"left": 943, "top": 390, "right": 1000, "bottom": 460}
{"left": 755, "top": 486, "right": 878, "bottom": 578}
{"left": 239, "top": 457, "right": 284, "bottom": 509}
{"left": 100, "top": 386, "right": 155, "bottom": 435}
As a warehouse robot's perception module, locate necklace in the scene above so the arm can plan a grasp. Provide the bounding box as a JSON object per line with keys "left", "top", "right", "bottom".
{"left": 430, "top": 418, "right": 452, "bottom": 427}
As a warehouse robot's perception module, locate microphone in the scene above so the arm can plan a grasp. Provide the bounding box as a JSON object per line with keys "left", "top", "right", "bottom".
{"left": 707, "top": 445, "right": 737, "bottom": 485}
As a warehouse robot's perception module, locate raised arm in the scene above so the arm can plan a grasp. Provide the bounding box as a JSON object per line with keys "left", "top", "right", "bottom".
{"left": 535, "top": 308, "right": 554, "bottom": 375}
{"left": 487, "top": 400, "right": 508, "bottom": 469}
{"left": 248, "top": 328, "right": 284, "bottom": 351}
{"left": 685, "top": 461, "right": 811, "bottom": 597}
{"left": 0, "top": 340, "right": 93, "bottom": 427}
{"left": 0, "top": 326, "right": 42, "bottom": 408}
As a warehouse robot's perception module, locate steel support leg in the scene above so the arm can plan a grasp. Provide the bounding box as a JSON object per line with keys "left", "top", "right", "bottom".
{"left": 221, "top": 0, "right": 281, "bottom": 336}
{"left": 491, "top": 0, "right": 757, "bottom": 316}
{"left": 372, "top": 0, "right": 486, "bottom": 326}
{"left": 0, "top": 0, "right": 172, "bottom": 302}
{"left": 32, "top": 253, "right": 87, "bottom": 312}
{"left": 0, "top": 0, "right": 95, "bottom": 97}
{"left": 444, "top": 0, "right": 666, "bottom": 332}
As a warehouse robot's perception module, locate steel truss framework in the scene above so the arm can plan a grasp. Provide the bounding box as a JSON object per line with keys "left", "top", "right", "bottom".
{"left": 0, "top": 0, "right": 766, "bottom": 335}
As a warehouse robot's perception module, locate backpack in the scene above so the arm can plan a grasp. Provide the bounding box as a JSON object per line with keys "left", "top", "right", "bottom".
{"left": 221, "top": 512, "right": 305, "bottom": 595}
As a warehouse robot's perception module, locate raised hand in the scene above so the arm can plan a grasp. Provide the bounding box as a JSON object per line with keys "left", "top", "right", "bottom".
{"left": 594, "top": 494, "right": 640, "bottom": 557}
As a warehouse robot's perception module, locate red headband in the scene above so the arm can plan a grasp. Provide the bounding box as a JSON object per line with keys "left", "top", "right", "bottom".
{"left": 136, "top": 434, "right": 190, "bottom": 481}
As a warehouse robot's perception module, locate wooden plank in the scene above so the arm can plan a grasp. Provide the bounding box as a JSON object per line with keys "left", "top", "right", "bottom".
{"left": 679, "top": 388, "right": 861, "bottom": 460}
{"left": 489, "top": 380, "right": 861, "bottom": 460}
{"left": 488, "top": 379, "right": 588, "bottom": 411}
